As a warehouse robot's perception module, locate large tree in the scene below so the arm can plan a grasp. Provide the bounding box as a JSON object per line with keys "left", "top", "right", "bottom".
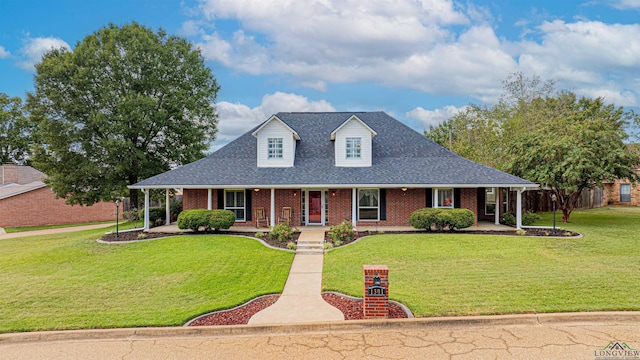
{"left": 505, "top": 93, "right": 640, "bottom": 222}
{"left": 0, "top": 93, "right": 32, "bottom": 164}
{"left": 27, "top": 22, "right": 219, "bottom": 208}
{"left": 426, "top": 73, "right": 640, "bottom": 222}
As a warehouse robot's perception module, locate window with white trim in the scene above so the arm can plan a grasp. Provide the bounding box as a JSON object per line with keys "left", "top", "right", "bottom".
{"left": 225, "top": 190, "right": 245, "bottom": 221}
{"left": 346, "top": 137, "right": 361, "bottom": 159}
{"left": 358, "top": 189, "right": 379, "bottom": 220}
{"left": 267, "top": 138, "right": 283, "bottom": 159}
{"left": 485, "top": 187, "right": 496, "bottom": 215}
{"left": 435, "top": 188, "right": 454, "bottom": 208}
{"left": 620, "top": 184, "right": 631, "bottom": 202}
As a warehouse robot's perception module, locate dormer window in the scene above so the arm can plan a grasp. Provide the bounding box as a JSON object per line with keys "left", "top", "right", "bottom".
{"left": 268, "top": 138, "right": 283, "bottom": 159}
{"left": 346, "top": 137, "right": 362, "bottom": 159}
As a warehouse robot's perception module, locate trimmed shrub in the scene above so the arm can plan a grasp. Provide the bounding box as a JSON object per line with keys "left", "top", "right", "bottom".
{"left": 327, "top": 220, "right": 355, "bottom": 243}
{"left": 523, "top": 211, "right": 540, "bottom": 226}
{"left": 177, "top": 209, "right": 211, "bottom": 232}
{"left": 269, "top": 222, "right": 295, "bottom": 243}
{"left": 500, "top": 213, "right": 516, "bottom": 226}
{"left": 408, "top": 208, "right": 441, "bottom": 231}
{"left": 209, "top": 210, "right": 236, "bottom": 231}
{"left": 500, "top": 211, "right": 540, "bottom": 226}
{"left": 137, "top": 202, "right": 183, "bottom": 227}
{"left": 409, "top": 208, "right": 475, "bottom": 231}
{"left": 450, "top": 209, "right": 475, "bottom": 229}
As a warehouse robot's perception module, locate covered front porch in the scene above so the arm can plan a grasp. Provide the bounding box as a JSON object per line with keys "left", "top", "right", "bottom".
{"left": 146, "top": 221, "right": 515, "bottom": 234}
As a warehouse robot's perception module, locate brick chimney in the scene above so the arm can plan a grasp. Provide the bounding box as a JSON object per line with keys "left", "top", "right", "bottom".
{"left": 2, "top": 164, "right": 19, "bottom": 185}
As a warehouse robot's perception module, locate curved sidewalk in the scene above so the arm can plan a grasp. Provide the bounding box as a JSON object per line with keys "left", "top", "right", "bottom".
{"left": 248, "top": 230, "right": 344, "bottom": 325}
{"left": 1, "top": 312, "right": 639, "bottom": 360}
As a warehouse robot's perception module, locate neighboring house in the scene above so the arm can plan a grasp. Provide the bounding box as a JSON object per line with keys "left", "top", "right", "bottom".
{"left": 603, "top": 169, "right": 640, "bottom": 206}
{"left": 130, "top": 112, "right": 537, "bottom": 230}
{"left": 0, "top": 164, "right": 116, "bottom": 227}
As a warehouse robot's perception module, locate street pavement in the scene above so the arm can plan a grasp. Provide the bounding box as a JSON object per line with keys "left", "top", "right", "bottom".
{"left": 1, "top": 312, "right": 639, "bottom": 360}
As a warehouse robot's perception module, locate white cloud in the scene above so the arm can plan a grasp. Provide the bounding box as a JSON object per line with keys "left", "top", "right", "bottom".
{"left": 188, "top": 0, "right": 640, "bottom": 107}
{"left": 18, "top": 36, "right": 70, "bottom": 71}
{"left": 516, "top": 20, "right": 640, "bottom": 106}
{"left": 406, "top": 105, "right": 466, "bottom": 129}
{"left": 190, "top": 0, "right": 517, "bottom": 97}
{"left": 609, "top": 0, "right": 640, "bottom": 9}
{"left": 0, "top": 46, "right": 10, "bottom": 59}
{"left": 211, "top": 92, "right": 335, "bottom": 150}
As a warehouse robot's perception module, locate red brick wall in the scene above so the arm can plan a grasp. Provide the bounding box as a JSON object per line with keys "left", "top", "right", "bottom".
{"left": 460, "top": 188, "right": 478, "bottom": 225}
{"left": 327, "top": 189, "right": 351, "bottom": 226}
{"left": 182, "top": 189, "right": 210, "bottom": 210}
{"left": 0, "top": 187, "right": 116, "bottom": 227}
{"left": 181, "top": 187, "right": 479, "bottom": 227}
{"left": 356, "top": 188, "right": 428, "bottom": 227}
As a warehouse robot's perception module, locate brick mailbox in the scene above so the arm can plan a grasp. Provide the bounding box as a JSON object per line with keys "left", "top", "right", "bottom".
{"left": 363, "top": 265, "right": 389, "bottom": 319}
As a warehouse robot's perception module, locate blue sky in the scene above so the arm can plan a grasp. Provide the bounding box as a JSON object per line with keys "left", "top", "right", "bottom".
{"left": 1, "top": 0, "right": 639, "bottom": 148}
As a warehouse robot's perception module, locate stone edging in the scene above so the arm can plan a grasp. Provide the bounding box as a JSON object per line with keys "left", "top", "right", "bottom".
{"left": 97, "top": 233, "right": 295, "bottom": 252}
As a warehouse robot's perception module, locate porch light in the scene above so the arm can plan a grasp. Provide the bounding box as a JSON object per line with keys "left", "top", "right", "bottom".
{"left": 332, "top": 191, "right": 336, "bottom": 196}
{"left": 401, "top": 187, "right": 408, "bottom": 192}
{"left": 254, "top": 188, "right": 260, "bottom": 192}
{"left": 293, "top": 190, "right": 297, "bottom": 196}
{"left": 115, "top": 199, "right": 121, "bottom": 239}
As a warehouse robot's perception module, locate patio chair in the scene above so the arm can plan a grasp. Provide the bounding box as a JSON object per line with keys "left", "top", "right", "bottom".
{"left": 255, "top": 207, "right": 269, "bottom": 228}
{"left": 277, "top": 207, "right": 292, "bottom": 225}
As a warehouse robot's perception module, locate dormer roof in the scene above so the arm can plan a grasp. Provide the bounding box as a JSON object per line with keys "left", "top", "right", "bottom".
{"left": 252, "top": 115, "right": 301, "bottom": 140}
{"left": 330, "top": 115, "right": 377, "bottom": 140}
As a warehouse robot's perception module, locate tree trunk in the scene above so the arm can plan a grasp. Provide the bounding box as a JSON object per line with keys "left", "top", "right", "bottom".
{"left": 562, "top": 209, "right": 571, "bottom": 223}
{"left": 129, "top": 188, "right": 138, "bottom": 211}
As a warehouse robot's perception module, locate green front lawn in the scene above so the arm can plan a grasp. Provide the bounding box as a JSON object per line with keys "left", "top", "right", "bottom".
{"left": 324, "top": 206, "right": 640, "bottom": 317}
{"left": 0, "top": 227, "right": 293, "bottom": 333}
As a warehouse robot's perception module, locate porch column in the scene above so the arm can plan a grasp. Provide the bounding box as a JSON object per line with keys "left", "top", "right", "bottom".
{"left": 352, "top": 188, "right": 357, "bottom": 228}
{"left": 495, "top": 187, "right": 500, "bottom": 225}
{"left": 270, "top": 188, "right": 275, "bottom": 228}
{"left": 143, "top": 189, "right": 150, "bottom": 231}
{"left": 165, "top": 189, "right": 170, "bottom": 225}
{"left": 516, "top": 188, "right": 523, "bottom": 230}
{"left": 207, "top": 189, "right": 212, "bottom": 210}
{"left": 433, "top": 188, "right": 439, "bottom": 208}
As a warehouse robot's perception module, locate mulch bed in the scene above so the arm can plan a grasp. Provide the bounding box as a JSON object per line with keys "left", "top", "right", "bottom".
{"left": 100, "top": 227, "right": 579, "bottom": 244}
{"left": 187, "top": 292, "right": 410, "bottom": 326}
{"left": 321, "top": 293, "right": 410, "bottom": 320}
{"left": 187, "top": 294, "right": 280, "bottom": 326}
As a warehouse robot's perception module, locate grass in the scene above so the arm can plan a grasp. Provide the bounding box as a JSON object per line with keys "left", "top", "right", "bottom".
{"left": 0, "top": 225, "right": 293, "bottom": 333}
{"left": 5, "top": 220, "right": 117, "bottom": 233}
{"left": 324, "top": 206, "right": 640, "bottom": 317}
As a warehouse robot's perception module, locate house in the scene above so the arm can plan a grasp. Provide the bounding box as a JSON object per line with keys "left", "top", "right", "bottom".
{"left": 0, "top": 164, "right": 116, "bottom": 227}
{"left": 603, "top": 169, "right": 640, "bottom": 206}
{"left": 130, "top": 112, "right": 537, "bottom": 230}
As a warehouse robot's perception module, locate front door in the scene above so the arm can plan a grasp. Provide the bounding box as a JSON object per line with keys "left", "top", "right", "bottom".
{"left": 308, "top": 191, "right": 322, "bottom": 224}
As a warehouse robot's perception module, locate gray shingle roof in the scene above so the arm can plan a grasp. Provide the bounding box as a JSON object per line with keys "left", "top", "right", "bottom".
{"left": 131, "top": 112, "right": 535, "bottom": 188}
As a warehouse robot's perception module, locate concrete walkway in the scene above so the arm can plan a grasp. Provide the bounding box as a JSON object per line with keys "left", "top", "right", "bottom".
{"left": 249, "top": 230, "right": 344, "bottom": 325}
{"left": 2, "top": 312, "right": 639, "bottom": 359}
{"left": 0, "top": 223, "right": 116, "bottom": 240}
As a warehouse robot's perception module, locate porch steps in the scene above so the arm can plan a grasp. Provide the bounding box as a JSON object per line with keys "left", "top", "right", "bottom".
{"left": 296, "top": 236, "right": 325, "bottom": 254}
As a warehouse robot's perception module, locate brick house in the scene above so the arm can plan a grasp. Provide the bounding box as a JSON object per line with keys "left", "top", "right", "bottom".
{"left": 131, "top": 112, "right": 536, "bottom": 230}
{"left": 0, "top": 164, "right": 116, "bottom": 227}
{"left": 603, "top": 168, "right": 640, "bottom": 206}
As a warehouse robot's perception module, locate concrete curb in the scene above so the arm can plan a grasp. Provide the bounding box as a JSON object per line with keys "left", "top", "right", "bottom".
{"left": 2, "top": 311, "right": 639, "bottom": 345}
